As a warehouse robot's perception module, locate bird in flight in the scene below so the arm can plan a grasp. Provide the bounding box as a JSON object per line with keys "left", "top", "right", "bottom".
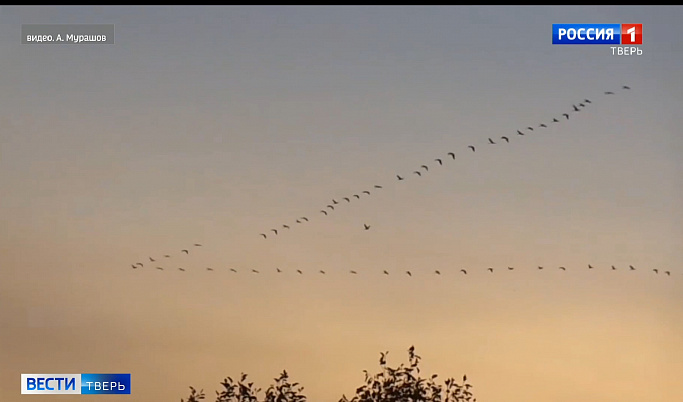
{"left": 374, "top": 185, "right": 383, "bottom": 189}
{"left": 653, "top": 269, "right": 659, "bottom": 274}
{"left": 362, "top": 191, "right": 371, "bottom": 195}
{"left": 435, "top": 270, "right": 441, "bottom": 275}
{"left": 488, "top": 138, "right": 496, "bottom": 144}
{"left": 508, "top": 267, "right": 515, "bottom": 271}
{"left": 517, "top": 130, "right": 525, "bottom": 136}
{"left": 282, "top": 224, "right": 290, "bottom": 229}
{"left": 573, "top": 105, "right": 580, "bottom": 112}
{"left": 584, "top": 99, "right": 591, "bottom": 103}
{"left": 665, "top": 271, "right": 670, "bottom": 276}
{"left": 327, "top": 205, "right": 335, "bottom": 210}
{"left": 406, "top": 271, "right": 412, "bottom": 276}
{"left": 527, "top": 126, "right": 534, "bottom": 131}
{"left": 501, "top": 136, "right": 509, "bottom": 143}
{"left": 194, "top": 244, "right": 202, "bottom": 247}
{"left": 332, "top": 199, "right": 339, "bottom": 204}
{"left": 539, "top": 123, "right": 547, "bottom": 128}
{"left": 320, "top": 210, "right": 328, "bottom": 215}
{"left": 448, "top": 152, "right": 456, "bottom": 159}
{"left": 363, "top": 224, "right": 371, "bottom": 230}
{"left": 178, "top": 268, "right": 185, "bottom": 272}
{"left": 354, "top": 194, "right": 360, "bottom": 199}
{"left": 260, "top": 233, "right": 267, "bottom": 239}
{"left": 156, "top": 267, "right": 164, "bottom": 271}
{"left": 413, "top": 171, "right": 422, "bottom": 176}
{"left": 538, "top": 266, "right": 544, "bottom": 270}
{"left": 552, "top": 118, "right": 559, "bottom": 123}
{"left": 344, "top": 197, "right": 351, "bottom": 203}
{"left": 605, "top": 91, "right": 614, "bottom": 95}
{"left": 276, "top": 268, "right": 282, "bottom": 273}
{"left": 230, "top": 268, "right": 237, "bottom": 273}
{"left": 206, "top": 267, "right": 213, "bottom": 271}
{"left": 383, "top": 270, "right": 389, "bottom": 275}
{"left": 588, "top": 264, "right": 594, "bottom": 269}
{"left": 630, "top": 265, "right": 636, "bottom": 271}
{"left": 579, "top": 103, "right": 585, "bottom": 107}
{"left": 131, "top": 264, "right": 138, "bottom": 269}
{"left": 563, "top": 113, "right": 569, "bottom": 119}
{"left": 612, "top": 265, "right": 617, "bottom": 270}
{"left": 135, "top": 262, "right": 143, "bottom": 267}
{"left": 435, "top": 158, "right": 443, "bottom": 165}
{"left": 468, "top": 145, "right": 475, "bottom": 152}
{"left": 397, "top": 175, "right": 405, "bottom": 181}
{"left": 488, "top": 268, "right": 494, "bottom": 273}
{"left": 164, "top": 255, "right": 170, "bottom": 258}
{"left": 181, "top": 249, "right": 189, "bottom": 254}
{"left": 319, "top": 270, "right": 326, "bottom": 274}
{"left": 350, "top": 270, "right": 357, "bottom": 274}
{"left": 297, "top": 269, "right": 303, "bottom": 274}
{"left": 149, "top": 257, "right": 155, "bottom": 262}
{"left": 300, "top": 217, "right": 308, "bottom": 222}
{"left": 251, "top": 269, "right": 259, "bottom": 274}
{"left": 460, "top": 269, "right": 467, "bottom": 275}
{"left": 559, "top": 266, "right": 566, "bottom": 271}
{"left": 622, "top": 86, "right": 630, "bottom": 89}
{"left": 271, "top": 229, "right": 278, "bottom": 235}
{"left": 421, "top": 165, "right": 429, "bottom": 171}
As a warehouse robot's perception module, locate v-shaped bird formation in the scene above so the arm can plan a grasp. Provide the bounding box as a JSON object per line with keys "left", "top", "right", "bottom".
{"left": 127, "top": 85, "right": 678, "bottom": 280}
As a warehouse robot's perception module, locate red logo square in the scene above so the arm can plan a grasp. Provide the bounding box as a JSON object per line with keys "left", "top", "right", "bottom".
{"left": 622, "top": 24, "right": 642, "bottom": 45}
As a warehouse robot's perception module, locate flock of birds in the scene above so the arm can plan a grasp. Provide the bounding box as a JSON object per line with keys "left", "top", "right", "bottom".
{"left": 127, "top": 85, "right": 678, "bottom": 279}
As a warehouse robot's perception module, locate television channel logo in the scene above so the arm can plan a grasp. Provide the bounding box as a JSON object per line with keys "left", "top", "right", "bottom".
{"left": 21, "top": 373, "right": 131, "bottom": 395}
{"left": 552, "top": 24, "right": 642, "bottom": 45}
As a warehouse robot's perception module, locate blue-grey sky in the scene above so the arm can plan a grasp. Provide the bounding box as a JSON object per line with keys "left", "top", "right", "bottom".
{"left": 1, "top": 6, "right": 682, "bottom": 402}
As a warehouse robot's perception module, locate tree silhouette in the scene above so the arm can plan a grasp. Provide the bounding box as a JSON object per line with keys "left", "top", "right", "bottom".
{"left": 181, "top": 347, "right": 475, "bottom": 402}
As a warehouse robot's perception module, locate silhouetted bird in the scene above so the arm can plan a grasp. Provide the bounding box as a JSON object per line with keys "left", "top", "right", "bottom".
{"left": 276, "top": 268, "right": 281, "bottom": 273}
{"left": 406, "top": 271, "right": 412, "bottom": 276}
{"left": 563, "top": 113, "right": 569, "bottom": 119}
{"left": 131, "top": 264, "right": 137, "bottom": 269}
{"left": 488, "top": 268, "right": 494, "bottom": 273}
{"left": 230, "top": 268, "right": 237, "bottom": 273}
{"left": 164, "top": 255, "right": 170, "bottom": 258}
{"left": 588, "top": 264, "right": 594, "bottom": 269}
{"left": 354, "top": 194, "right": 360, "bottom": 199}
{"left": 612, "top": 265, "right": 617, "bottom": 270}
{"left": 501, "top": 136, "right": 509, "bottom": 143}
{"left": 149, "top": 257, "right": 155, "bottom": 262}
{"left": 435, "top": 158, "right": 443, "bottom": 165}
{"left": 421, "top": 165, "right": 429, "bottom": 171}
{"left": 136, "top": 263, "right": 143, "bottom": 267}
{"left": 178, "top": 268, "right": 185, "bottom": 272}
{"left": 181, "top": 249, "right": 189, "bottom": 254}
{"left": 559, "top": 266, "right": 566, "bottom": 271}
{"left": 327, "top": 205, "right": 335, "bottom": 210}
{"left": 300, "top": 217, "right": 308, "bottom": 221}
{"left": 508, "top": 267, "right": 514, "bottom": 270}
{"left": 206, "top": 267, "right": 213, "bottom": 271}
{"left": 539, "top": 123, "right": 547, "bottom": 128}
{"left": 622, "top": 86, "right": 630, "bottom": 89}
{"left": 579, "top": 103, "right": 585, "bottom": 107}
{"left": 605, "top": 91, "right": 614, "bottom": 95}
{"left": 350, "top": 270, "right": 357, "bottom": 274}
{"left": 363, "top": 191, "right": 371, "bottom": 195}
{"left": 271, "top": 229, "right": 278, "bottom": 235}
{"left": 488, "top": 138, "right": 496, "bottom": 144}
{"left": 573, "top": 105, "right": 580, "bottom": 112}
{"left": 468, "top": 146, "right": 475, "bottom": 152}
{"left": 527, "top": 126, "right": 534, "bottom": 131}
{"left": 397, "top": 175, "right": 404, "bottom": 180}
{"left": 332, "top": 199, "right": 339, "bottom": 204}
{"left": 630, "top": 265, "right": 636, "bottom": 270}
{"left": 321, "top": 210, "right": 328, "bottom": 215}
{"left": 538, "top": 266, "right": 544, "bottom": 270}
{"left": 194, "top": 244, "right": 202, "bottom": 247}
{"left": 319, "top": 270, "right": 326, "bottom": 274}
{"left": 297, "top": 269, "right": 303, "bottom": 274}
{"left": 251, "top": 269, "right": 259, "bottom": 274}
{"left": 413, "top": 171, "right": 422, "bottom": 176}
{"left": 517, "top": 130, "right": 525, "bottom": 136}
{"left": 374, "top": 185, "right": 383, "bottom": 188}
{"left": 460, "top": 269, "right": 467, "bottom": 274}
{"left": 665, "top": 271, "right": 670, "bottom": 276}
{"left": 156, "top": 267, "right": 163, "bottom": 271}
{"left": 344, "top": 197, "right": 350, "bottom": 202}
{"left": 363, "top": 224, "right": 371, "bottom": 230}
{"left": 383, "top": 270, "right": 389, "bottom": 275}
{"left": 296, "top": 219, "right": 301, "bottom": 224}
{"left": 584, "top": 99, "right": 591, "bottom": 103}
{"left": 260, "top": 233, "right": 267, "bottom": 239}
{"left": 653, "top": 269, "right": 659, "bottom": 274}
{"left": 553, "top": 118, "right": 559, "bottom": 123}
{"left": 448, "top": 152, "right": 456, "bottom": 159}
{"left": 283, "top": 224, "right": 290, "bottom": 229}
{"left": 435, "top": 270, "right": 441, "bottom": 275}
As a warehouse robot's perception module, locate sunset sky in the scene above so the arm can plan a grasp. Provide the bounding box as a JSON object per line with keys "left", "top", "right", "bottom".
{"left": 1, "top": 6, "right": 682, "bottom": 402}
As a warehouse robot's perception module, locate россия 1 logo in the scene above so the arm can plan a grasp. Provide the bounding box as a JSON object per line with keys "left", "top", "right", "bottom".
{"left": 552, "top": 24, "right": 643, "bottom": 56}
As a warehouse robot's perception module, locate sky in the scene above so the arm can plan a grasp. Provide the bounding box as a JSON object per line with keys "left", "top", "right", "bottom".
{"left": 1, "top": 5, "right": 682, "bottom": 402}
